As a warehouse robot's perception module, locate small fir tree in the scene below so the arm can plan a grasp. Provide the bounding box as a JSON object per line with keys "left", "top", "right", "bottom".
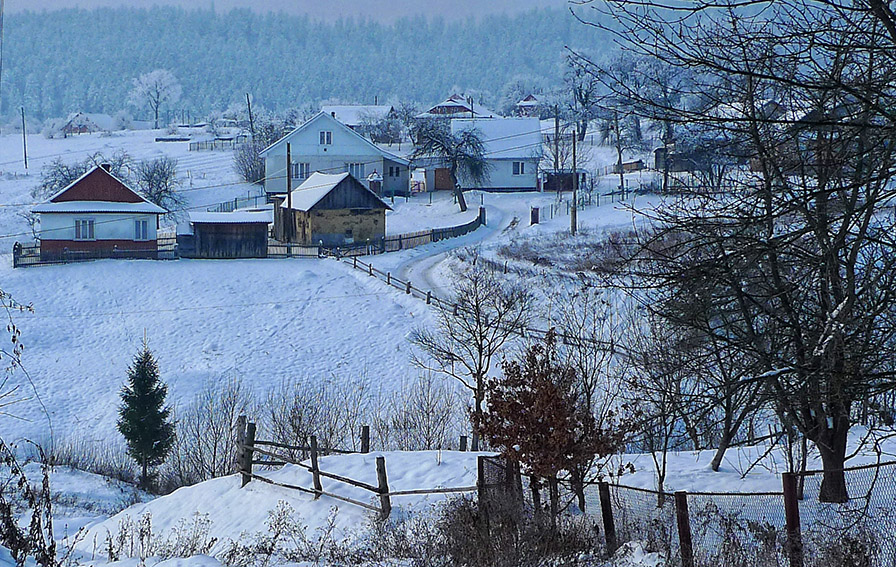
{"left": 118, "top": 342, "right": 175, "bottom": 489}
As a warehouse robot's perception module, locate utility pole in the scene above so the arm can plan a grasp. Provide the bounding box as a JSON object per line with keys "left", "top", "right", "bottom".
{"left": 20, "top": 106, "right": 27, "bottom": 170}
{"left": 571, "top": 131, "right": 577, "bottom": 235}
{"left": 246, "top": 93, "right": 255, "bottom": 137}
{"left": 554, "top": 104, "right": 560, "bottom": 171}
{"left": 286, "top": 142, "right": 292, "bottom": 243}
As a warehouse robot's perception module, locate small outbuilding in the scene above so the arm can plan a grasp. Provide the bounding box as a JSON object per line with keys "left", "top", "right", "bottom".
{"left": 273, "top": 172, "right": 391, "bottom": 246}
{"left": 33, "top": 164, "right": 166, "bottom": 260}
{"left": 179, "top": 211, "right": 272, "bottom": 259}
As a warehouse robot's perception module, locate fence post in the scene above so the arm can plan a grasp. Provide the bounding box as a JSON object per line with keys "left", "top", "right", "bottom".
{"left": 376, "top": 456, "right": 392, "bottom": 519}
{"left": 783, "top": 473, "right": 804, "bottom": 567}
{"left": 477, "top": 455, "right": 487, "bottom": 506}
{"left": 598, "top": 482, "right": 618, "bottom": 556}
{"left": 398, "top": 235, "right": 403, "bottom": 250}
{"left": 353, "top": 257, "right": 357, "bottom": 269}
{"left": 310, "top": 435, "right": 323, "bottom": 498}
{"left": 369, "top": 263, "right": 373, "bottom": 276}
{"left": 387, "top": 272, "right": 391, "bottom": 285}
{"left": 406, "top": 281, "right": 412, "bottom": 294}
{"left": 675, "top": 491, "right": 695, "bottom": 567}
{"left": 241, "top": 422, "right": 256, "bottom": 487}
{"left": 234, "top": 415, "right": 247, "bottom": 474}
{"left": 426, "top": 291, "right": 432, "bottom": 304}
{"left": 479, "top": 206, "right": 487, "bottom": 226}
{"left": 361, "top": 425, "right": 370, "bottom": 453}
{"left": 460, "top": 435, "right": 468, "bottom": 452}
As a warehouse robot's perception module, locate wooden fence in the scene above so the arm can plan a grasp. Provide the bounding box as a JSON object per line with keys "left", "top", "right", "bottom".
{"left": 13, "top": 236, "right": 178, "bottom": 268}
{"left": 235, "top": 418, "right": 477, "bottom": 519}
{"left": 189, "top": 135, "right": 249, "bottom": 151}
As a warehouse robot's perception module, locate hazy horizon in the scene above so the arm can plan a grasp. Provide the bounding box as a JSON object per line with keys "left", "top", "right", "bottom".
{"left": 7, "top": 0, "right": 570, "bottom": 21}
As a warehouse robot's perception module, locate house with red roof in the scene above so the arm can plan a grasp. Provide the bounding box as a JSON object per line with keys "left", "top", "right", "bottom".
{"left": 33, "top": 164, "right": 167, "bottom": 260}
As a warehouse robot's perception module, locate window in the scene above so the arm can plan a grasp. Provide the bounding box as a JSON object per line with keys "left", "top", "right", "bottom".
{"left": 74, "top": 219, "right": 94, "bottom": 240}
{"left": 389, "top": 166, "right": 402, "bottom": 177}
{"left": 319, "top": 131, "right": 332, "bottom": 145}
{"left": 512, "top": 161, "right": 526, "bottom": 175}
{"left": 292, "top": 162, "right": 310, "bottom": 179}
{"left": 347, "top": 163, "right": 366, "bottom": 178}
{"left": 135, "top": 219, "right": 149, "bottom": 241}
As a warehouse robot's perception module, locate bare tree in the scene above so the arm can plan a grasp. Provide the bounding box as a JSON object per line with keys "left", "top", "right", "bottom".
{"left": 134, "top": 156, "right": 182, "bottom": 212}
{"left": 411, "top": 120, "right": 490, "bottom": 212}
{"left": 32, "top": 151, "right": 131, "bottom": 200}
{"left": 412, "top": 258, "right": 532, "bottom": 450}
{"left": 581, "top": 0, "right": 896, "bottom": 503}
{"left": 564, "top": 55, "right": 601, "bottom": 141}
{"left": 128, "top": 69, "right": 182, "bottom": 129}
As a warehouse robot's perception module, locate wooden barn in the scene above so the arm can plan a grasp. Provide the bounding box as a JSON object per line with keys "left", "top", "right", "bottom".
{"left": 273, "top": 172, "right": 391, "bottom": 246}
{"left": 179, "top": 211, "right": 271, "bottom": 259}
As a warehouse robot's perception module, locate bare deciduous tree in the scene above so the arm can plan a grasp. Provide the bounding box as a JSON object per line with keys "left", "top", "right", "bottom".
{"left": 129, "top": 69, "right": 182, "bottom": 129}
{"left": 134, "top": 156, "right": 182, "bottom": 212}
{"left": 412, "top": 258, "right": 532, "bottom": 450}
{"left": 588, "top": 0, "right": 896, "bottom": 501}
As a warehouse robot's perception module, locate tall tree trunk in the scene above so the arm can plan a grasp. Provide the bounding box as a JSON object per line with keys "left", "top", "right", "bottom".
{"left": 710, "top": 429, "right": 734, "bottom": 472}
{"left": 548, "top": 476, "right": 559, "bottom": 533}
{"left": 450, "top": 170, "right": 468, "bottom": 212}
{"left": 471, "top": 377, "right": 483, "bottom": 451}
{"left": 570, "top": 465, "right": 587, "bottom": 512}
{"left": 154, "top": 106, "right": 159, "bottom": 130}
{"left": 815, "top": 420, "right": 850, "bottom": 503}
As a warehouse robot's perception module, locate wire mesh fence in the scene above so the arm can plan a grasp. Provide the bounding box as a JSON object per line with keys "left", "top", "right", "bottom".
{"left": 797, "top": 461, "right": 896, "bottom": 567}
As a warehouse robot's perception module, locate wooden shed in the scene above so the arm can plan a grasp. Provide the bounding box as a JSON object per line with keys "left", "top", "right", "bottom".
{"left": 273, "top": 172, "right": 391, "bottom": 246}
{"left": 180, "top": 211, "right": 271, "bottom": 258}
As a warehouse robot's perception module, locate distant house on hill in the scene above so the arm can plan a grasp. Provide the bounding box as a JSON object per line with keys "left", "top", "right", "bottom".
{"left": 515, "top": 94, "right": 541, "bottom": 117}
{"left": 33, "top": 164, "right": 166, "bottom": 260}
{"left": 272, "top": 172, "right": 391, "bottom": 246}
{"left": 260, "top": 112, "right": 410, "bottom": 198}
{"left": 320, "top": 105, "right": 396, "bottom": 130}
{"left": 62, "top": 112, "right": 116, "bottom": 135}
{"left": 416, "top": 94, "right": 501, "bottom": 120}
{"left": 447, "top": 118, "right": 542, "bottom": 192}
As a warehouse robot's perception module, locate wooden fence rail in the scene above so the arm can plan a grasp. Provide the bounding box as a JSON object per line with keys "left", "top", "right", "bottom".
{"left": 235, "top": 418, "right": 478, "bottom": 519}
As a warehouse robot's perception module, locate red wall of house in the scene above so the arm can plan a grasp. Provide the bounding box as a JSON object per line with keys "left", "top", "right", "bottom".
{"left": 51, "top": 168, "right": 144, "bottom": 203}
{"left": 41, "top": 239, "right": 158, "bottom": 260}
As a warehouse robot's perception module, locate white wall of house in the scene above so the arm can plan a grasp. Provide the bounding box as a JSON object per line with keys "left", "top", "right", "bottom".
{"left": 263, "top": 113, "right": 410, "bottom": 195}
{"left": 458, "top": 158, "right": 540, "bottom": 191}
{"left": 40, "top": 213, "right": 159, "bottom": 241}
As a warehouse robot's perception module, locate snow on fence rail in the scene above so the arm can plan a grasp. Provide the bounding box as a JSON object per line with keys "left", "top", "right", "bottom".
{"left": 235, "top": 418, "right": 477, "bottom": 519}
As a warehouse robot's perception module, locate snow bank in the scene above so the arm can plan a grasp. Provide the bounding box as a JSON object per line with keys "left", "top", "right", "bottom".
{"left": 79, "top": 451, "right": 482, "bottom": 558}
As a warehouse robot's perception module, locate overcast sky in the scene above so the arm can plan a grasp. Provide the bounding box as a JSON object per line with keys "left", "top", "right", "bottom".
{"left": 9, "top": 0, "right": 569, "bottom": 20}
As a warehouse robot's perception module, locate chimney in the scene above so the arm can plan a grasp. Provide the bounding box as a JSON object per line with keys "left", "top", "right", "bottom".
{"left": 331, "top": 112, "right": 336, "bottom": 118}
{"left": 375, "top": 95, "right": 378, "bottom": 105}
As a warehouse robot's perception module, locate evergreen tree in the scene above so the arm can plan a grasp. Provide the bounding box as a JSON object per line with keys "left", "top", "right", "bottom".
{"left": 118, "top": 342, "right": 175, "bottom": 489}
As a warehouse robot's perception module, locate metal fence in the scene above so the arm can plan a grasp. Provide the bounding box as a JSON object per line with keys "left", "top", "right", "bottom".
{"left": 189, "top": 136, "right": 248, "bottom": 151}
{"left": 207, "top": 194, "right": 268, "bottom": 212}
{"left": 475, "top": 454, "right": 896, "bottom": 567}
{"left": 797, "top": 461, "right": 896, "bottom": 566}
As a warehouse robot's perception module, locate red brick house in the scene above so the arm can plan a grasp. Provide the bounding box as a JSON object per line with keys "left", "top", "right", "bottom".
{"left": 33, "top": 165, "right": 167, "bottom": 260}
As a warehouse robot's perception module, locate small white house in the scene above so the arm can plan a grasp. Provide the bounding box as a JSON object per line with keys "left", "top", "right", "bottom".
{"left": 260, "top": 112, "right": 410, "bottom": 198}
{"left": 33, "top": 165, "right": 166, "bottom": 260}
{"left": 448, "top": 118, "right": 543, "bottom": 192}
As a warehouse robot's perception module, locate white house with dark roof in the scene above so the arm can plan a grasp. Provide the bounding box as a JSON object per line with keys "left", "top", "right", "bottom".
{"left": 33, "top": 164, "right": 166, "bottom": 259}
{"left": 449, "top": 118, "right": 543, "bottom": 191}
{"left": 260, "top": 112, "right": 410, "bottom": 197}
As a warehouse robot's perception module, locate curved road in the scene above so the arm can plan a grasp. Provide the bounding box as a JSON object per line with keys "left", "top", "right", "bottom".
{"left": 394, "top": 193, "right": 533, "bottom": 300}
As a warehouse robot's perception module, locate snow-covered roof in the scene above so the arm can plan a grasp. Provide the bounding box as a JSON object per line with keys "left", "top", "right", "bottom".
{"left": 281, "top": 172, "right": 351, "bottom": 211}
{"left": 417, "top": 94, "right": 501, "bottom": 119}
{"left": 451, "top": 118, "right": 543, "bottom": 160}
{"left": 280, "top": 172, "right": 391, "bottom": 212}
{"left": 320, "top": 105, "right": 394, "bottom": 127}
{"left": 190, "top": 211, "right": 272, "bottom": 224}
{"left": 259, "top": 112, "right": 409, "bottom": 165}
{"left": 65, "top": 112, "right": 116, "bottom": 131}
{"left": 516, "top": 95, "right": 540, "bottom": 107}
{"left": 33, "top": 201, "right": 167, "bottom": 214}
